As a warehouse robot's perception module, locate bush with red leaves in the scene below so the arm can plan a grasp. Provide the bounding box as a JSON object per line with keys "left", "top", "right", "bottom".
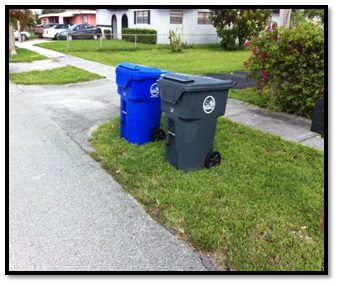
{"left": 245, "top": 22, "right": 324, "bottom": 118}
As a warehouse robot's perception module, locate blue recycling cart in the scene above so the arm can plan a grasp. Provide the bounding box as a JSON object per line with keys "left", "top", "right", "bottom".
{"left": 116, "top": 62, "right": 166, "bottom": 145}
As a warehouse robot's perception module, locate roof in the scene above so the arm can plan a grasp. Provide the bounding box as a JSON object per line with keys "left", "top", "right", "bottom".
{"left": 39, "top": 10, "right": 96, "bottom": 19}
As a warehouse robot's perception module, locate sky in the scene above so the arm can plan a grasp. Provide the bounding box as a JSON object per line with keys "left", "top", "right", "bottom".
{"left": 31, "top": 9, "right": 42, "bottom": 14}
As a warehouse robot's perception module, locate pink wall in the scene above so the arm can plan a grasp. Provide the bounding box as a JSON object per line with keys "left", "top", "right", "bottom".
{"left": 72, "top": 14, "right": 96, "bottom": 25}
{"left": 40, "top": 14, "right": 96, "bottom": 25}
{"left": 40, "top": 17, "right": 58, "bottom": 24}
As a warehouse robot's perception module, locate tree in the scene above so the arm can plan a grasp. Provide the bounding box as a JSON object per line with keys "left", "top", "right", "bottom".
{"left": 41, "top": 9, "right": 65, "bottom": 15}
{"left": 9, "top": 25, "right": 16, "bottom": 55}
{"left": 9, "top": 9, "right": 34, "bottom": 30}
{"left": 302, "top": 9, "right": 324, "bottom": 24}
{"left": 8, "top": 9, "right": 17, "bottom": 55}
{"left": 209, "top": 9, "right": 271, "bottom": 50}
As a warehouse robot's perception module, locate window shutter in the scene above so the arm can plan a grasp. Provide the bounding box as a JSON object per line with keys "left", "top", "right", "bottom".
{"left": 148, "top": 10, "right": 151, "bottom": 24}
{"left": 134, "top": 11, "right": 136, "bottom": 24}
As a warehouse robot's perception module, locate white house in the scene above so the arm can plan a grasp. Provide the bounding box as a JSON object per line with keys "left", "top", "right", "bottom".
{"left": 96, "top": 9, "right": 220, "bottom": 44}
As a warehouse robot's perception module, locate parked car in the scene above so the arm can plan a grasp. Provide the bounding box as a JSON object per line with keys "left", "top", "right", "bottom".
{"left": 35, "top": 23, "right": 58, "bottom": 38}
{"left": 57, "top": 23, "right": 102, "bottom": 40}
{"left": 43, "top": 24, "right": 71, "bottom": 40}
{"left": 35, "top": 24, "right": 44, "bottom": 37}
{"left": 14, "top": 29, "right": 31, "bottom": 41}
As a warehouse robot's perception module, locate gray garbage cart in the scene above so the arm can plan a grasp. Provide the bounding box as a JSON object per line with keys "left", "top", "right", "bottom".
{"left": 157, "top": 73, "right": 236, "bottom": 171}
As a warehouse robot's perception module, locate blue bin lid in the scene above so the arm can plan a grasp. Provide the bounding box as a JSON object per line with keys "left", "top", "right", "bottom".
{"left": 116, "top": 62, "right": 166, "bottom": 81}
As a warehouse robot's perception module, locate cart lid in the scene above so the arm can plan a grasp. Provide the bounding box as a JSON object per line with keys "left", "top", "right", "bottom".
{"left": 116, "top": 62, "right": 166, "bottom": 88}
{"left": 158, "top": 73, "right": 236, "bottom": 104}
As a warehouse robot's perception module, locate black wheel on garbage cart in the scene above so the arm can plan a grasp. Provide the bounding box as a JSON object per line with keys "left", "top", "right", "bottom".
{"left": 151, "top": 128, "right": 166, "bottom": 142}
{"left": 205, "top": 151, "right": 221, "bottom": 168}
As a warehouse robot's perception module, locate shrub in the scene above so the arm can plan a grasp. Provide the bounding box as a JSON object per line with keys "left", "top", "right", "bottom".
{"left": 169, "top": 29, "right": 183, "bottom": 53}
{"left": 103, "top": 29, "right": 112, "bottom": 40}
{"left": 210, "top": 9, "right": 271, "bottom": 50}
{"left": 245, "top": 22, "right": 324, "bottom": 118}
{"left": 122, "top": 28, "right": 157, "bottom": 45}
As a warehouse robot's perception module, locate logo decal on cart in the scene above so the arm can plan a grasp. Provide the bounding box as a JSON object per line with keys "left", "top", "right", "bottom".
{"left": 150, "top": 83, "right": 160, "bottom": 98}
{"left": 170, "top": 107, "right": 175, "bottom": 113}
{"left": 203, "top": 96, "right": 216, "bottom": 114}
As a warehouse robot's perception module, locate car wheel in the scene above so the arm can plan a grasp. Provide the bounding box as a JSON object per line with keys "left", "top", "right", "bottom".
{"left": 21, "top": 34, "right": 27, "bottom": 41}
{"left": 53, "top": 33, "right": 58, "bottom": 40}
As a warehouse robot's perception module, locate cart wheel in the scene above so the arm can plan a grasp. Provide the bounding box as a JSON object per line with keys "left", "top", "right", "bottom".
{"left": 205, "top": 151, "right": 221, "bottom": 168}
{"left": 151, "top": 129, "right": 165, "bottom": 142}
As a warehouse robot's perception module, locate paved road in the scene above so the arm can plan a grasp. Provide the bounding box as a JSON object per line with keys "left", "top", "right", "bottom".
{"left": 9, "top": 82, "right": 209, "bottom": 271}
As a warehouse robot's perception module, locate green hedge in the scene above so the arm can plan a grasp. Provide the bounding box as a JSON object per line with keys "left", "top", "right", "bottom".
{"left": 122, "top": 28, "right": 157, "bottom": 45}
{"left": 246, "top": 22, "right": 324, "bottom": 118}
{"left": 103, "top": 29, "right": 112, "bottom": 40}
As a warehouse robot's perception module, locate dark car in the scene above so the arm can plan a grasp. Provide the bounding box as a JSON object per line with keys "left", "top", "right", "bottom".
{"left": 57, "top": 23, "right": 102, "bottom": 40}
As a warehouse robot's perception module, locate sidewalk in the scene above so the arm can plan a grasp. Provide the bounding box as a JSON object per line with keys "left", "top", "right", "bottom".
{"left": 16, "top": 40, "right": 116, "bottom": 80}
{"left": 15, "top": 39, "right": 323, "bottom": 150}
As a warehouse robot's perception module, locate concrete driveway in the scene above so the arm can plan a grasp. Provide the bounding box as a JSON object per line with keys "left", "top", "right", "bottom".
{"left": 9, "top": 78, "right": 211, "bottom": 271}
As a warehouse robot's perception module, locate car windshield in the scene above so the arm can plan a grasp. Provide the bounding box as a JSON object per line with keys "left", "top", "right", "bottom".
{"left": 71, "top": 25, "right": 81, "bottom": 31}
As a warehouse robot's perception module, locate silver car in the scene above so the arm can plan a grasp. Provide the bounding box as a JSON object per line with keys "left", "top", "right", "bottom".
{"left": 14, "top": 29, "right": 31, "bottom": 41}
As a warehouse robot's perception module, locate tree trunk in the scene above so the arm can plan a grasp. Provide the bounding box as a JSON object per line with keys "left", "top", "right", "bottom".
{"left": 9, "top": 25, "right": 17, "bottom": 55}
{"left": 279, "top": 9, "right": 292, "bottom": 28}
{"left": 238, "top": 37, "right": 243, "bottom": 49}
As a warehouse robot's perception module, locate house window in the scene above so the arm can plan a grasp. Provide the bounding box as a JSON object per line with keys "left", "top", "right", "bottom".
{"left": 135, "top": 10, "right": 150, "bottom": 24}
{"left": 197, "top": 11, "right": 211, "bottom": 24}
{"left": 170, "top": 10, "right": 183, "bottom": 24}
{"left": 81, "top": 16, "right": 88, "bottom": 23}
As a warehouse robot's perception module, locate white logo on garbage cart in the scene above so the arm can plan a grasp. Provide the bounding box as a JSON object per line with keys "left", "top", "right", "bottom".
{"left": 203, "top": 96, "right": 216, "bottom": 114}
{"left": 150, "top": 83, "right": 160, "bottom": 98}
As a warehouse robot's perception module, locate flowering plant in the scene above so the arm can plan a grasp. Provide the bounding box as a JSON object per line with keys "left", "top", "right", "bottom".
{"left": 244, "top": 22, "right": 324, "bottom": 118}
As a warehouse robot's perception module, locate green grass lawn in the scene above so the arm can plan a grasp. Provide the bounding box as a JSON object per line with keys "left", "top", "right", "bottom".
{"left": 90, "top": 116, "right": 324, "bottom": 271}
{"left": 36, "top": 39, "right": 154, "bottom": 52}
{"left": 9, "top": 48, "right": 48, "bottom": 63}
{"left": 9, "top": 65, "right": 104, "bottom": 85}
{"left": 35, "top": 40, "right": 250, "bottom": 74}
{"left": 229, "top": 88, "right": 272, "bottom": 108}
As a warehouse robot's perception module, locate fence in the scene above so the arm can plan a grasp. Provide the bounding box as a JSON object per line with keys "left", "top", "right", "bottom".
{"left": 49, "top": 33, "right": 221, "bottom": 50}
